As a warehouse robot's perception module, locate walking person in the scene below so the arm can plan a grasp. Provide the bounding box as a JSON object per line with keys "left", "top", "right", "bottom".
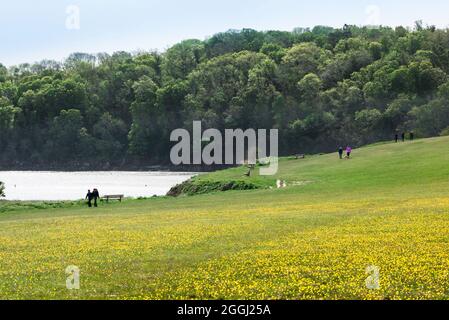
{"left": 338, "top": 146, "right": 344, "bottom": 159}
{"left": 346, "top": 146, "right": 352, "bottom": 159}
{"left": 86, "top": 190, "right": 93, "bottom": 208}
{"left": 395, "top": 133, "right": 399, "bottom": 143}
{"left": 410, "top": 131, "right": 414, "bottom": 141}
{"left": 401, "top": 132, "right": 405, "bottom": 142}
{"left": 92, "top": 188, "right": 100, "bottom": 207}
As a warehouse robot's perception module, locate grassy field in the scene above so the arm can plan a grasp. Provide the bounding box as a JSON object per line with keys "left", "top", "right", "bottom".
{"left": 1, "top": 137, "right": 449, "bottom": 300}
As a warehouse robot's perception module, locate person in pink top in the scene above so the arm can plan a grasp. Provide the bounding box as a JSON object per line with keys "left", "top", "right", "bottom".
{"left": 346, "top": 146, "right": 352, "bottom": 158}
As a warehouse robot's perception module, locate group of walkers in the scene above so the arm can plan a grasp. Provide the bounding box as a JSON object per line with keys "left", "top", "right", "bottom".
{"left": 395, "top": 132, "right": 414, "bottom": 143}
{"left": 338, "top": 146, "right": 352, "bottom": 159}
{"left": 86, "top": 188, "right": 100, "bottom": 207}
{"left": 336, "top": 131, "right": 415, "bottom": 160}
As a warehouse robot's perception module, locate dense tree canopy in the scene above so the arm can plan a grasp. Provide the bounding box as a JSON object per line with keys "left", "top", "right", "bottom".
{"left": 1, "top": 24, "right": 449, "bottom": 168}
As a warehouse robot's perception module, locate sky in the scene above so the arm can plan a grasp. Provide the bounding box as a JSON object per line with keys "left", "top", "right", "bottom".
{"left": 2, "top": 0, "right": 449, "bottom": 66}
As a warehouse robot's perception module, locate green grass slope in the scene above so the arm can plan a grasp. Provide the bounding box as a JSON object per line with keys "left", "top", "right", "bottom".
{"left": 1, "top": 137, "right": 449, "bottom": 299}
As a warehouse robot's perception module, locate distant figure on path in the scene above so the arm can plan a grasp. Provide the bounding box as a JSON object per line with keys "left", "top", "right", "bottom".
{"left": 395, "top": 133, "right": 399, "bottom": 143}
{"left": 346, "top": 146, "right": 352, "bottom": 159}
{"left": 276, "top": 180, "right": 287, "bottom": 189}
{"left": 86, "top": 190, "right": 93, "bottom": 208}
{"left": 401, "top": 132, "right": 405, "bottom": 142}
{"left": 92, "top": 188, "right": 100, "bottom": 207}
{"left": 410, "top": 131, "right": 414, "bottom": 141}
{"left": 338, "top": 146, "right": 344, "bottom": 159}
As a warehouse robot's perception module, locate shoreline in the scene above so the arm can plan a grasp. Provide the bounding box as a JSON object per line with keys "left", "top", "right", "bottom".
{"left": 0, "top": 163, "right": 236, "bottom": 173}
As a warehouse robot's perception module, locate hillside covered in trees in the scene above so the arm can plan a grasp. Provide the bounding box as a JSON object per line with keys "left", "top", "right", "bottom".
{"left": 1, "top": 23, "right": 449, "bottom": 169}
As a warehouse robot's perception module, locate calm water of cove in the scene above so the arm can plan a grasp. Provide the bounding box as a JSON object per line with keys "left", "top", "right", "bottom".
{"left": 0, "top": 171, "right": 196, "bottom": 201}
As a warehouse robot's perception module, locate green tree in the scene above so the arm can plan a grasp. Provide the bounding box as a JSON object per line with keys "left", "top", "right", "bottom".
{"left": 161, "top": 40, "right": 205, "bottom": 82}
{"left": 0, "top": 97, "right": 21, "bottom": 152}
{"left": 93, "top": 113, "right": 128, "bottom": 160}
{"left": 384, "top": 95, "right": 414, "bottom": 130}
{"left": 409, "top": 100, "right": 449, "bottom": 137}
{"left": 128, "top": 76, "right": 160, "bottom": 156}
{"left": 46, "top": 109, "right": 87, "bottom": 161}
{"left": 280, "top": 43, "right": 330, "bottom": 92}
{"left": 355, "top": 109, "right": 382, "bottom": 131}
{"left": 298, "top": 73, "right": 322, "bottom": 103}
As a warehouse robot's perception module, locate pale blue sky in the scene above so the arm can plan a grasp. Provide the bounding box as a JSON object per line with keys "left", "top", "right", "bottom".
{"left": 2, "top": 0, "right": 449, "bottom": 66}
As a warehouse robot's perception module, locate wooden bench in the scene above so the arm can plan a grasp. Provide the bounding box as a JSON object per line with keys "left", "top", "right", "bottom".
{"left": 102, "top": 195, "right": 124, "bottom": 202}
